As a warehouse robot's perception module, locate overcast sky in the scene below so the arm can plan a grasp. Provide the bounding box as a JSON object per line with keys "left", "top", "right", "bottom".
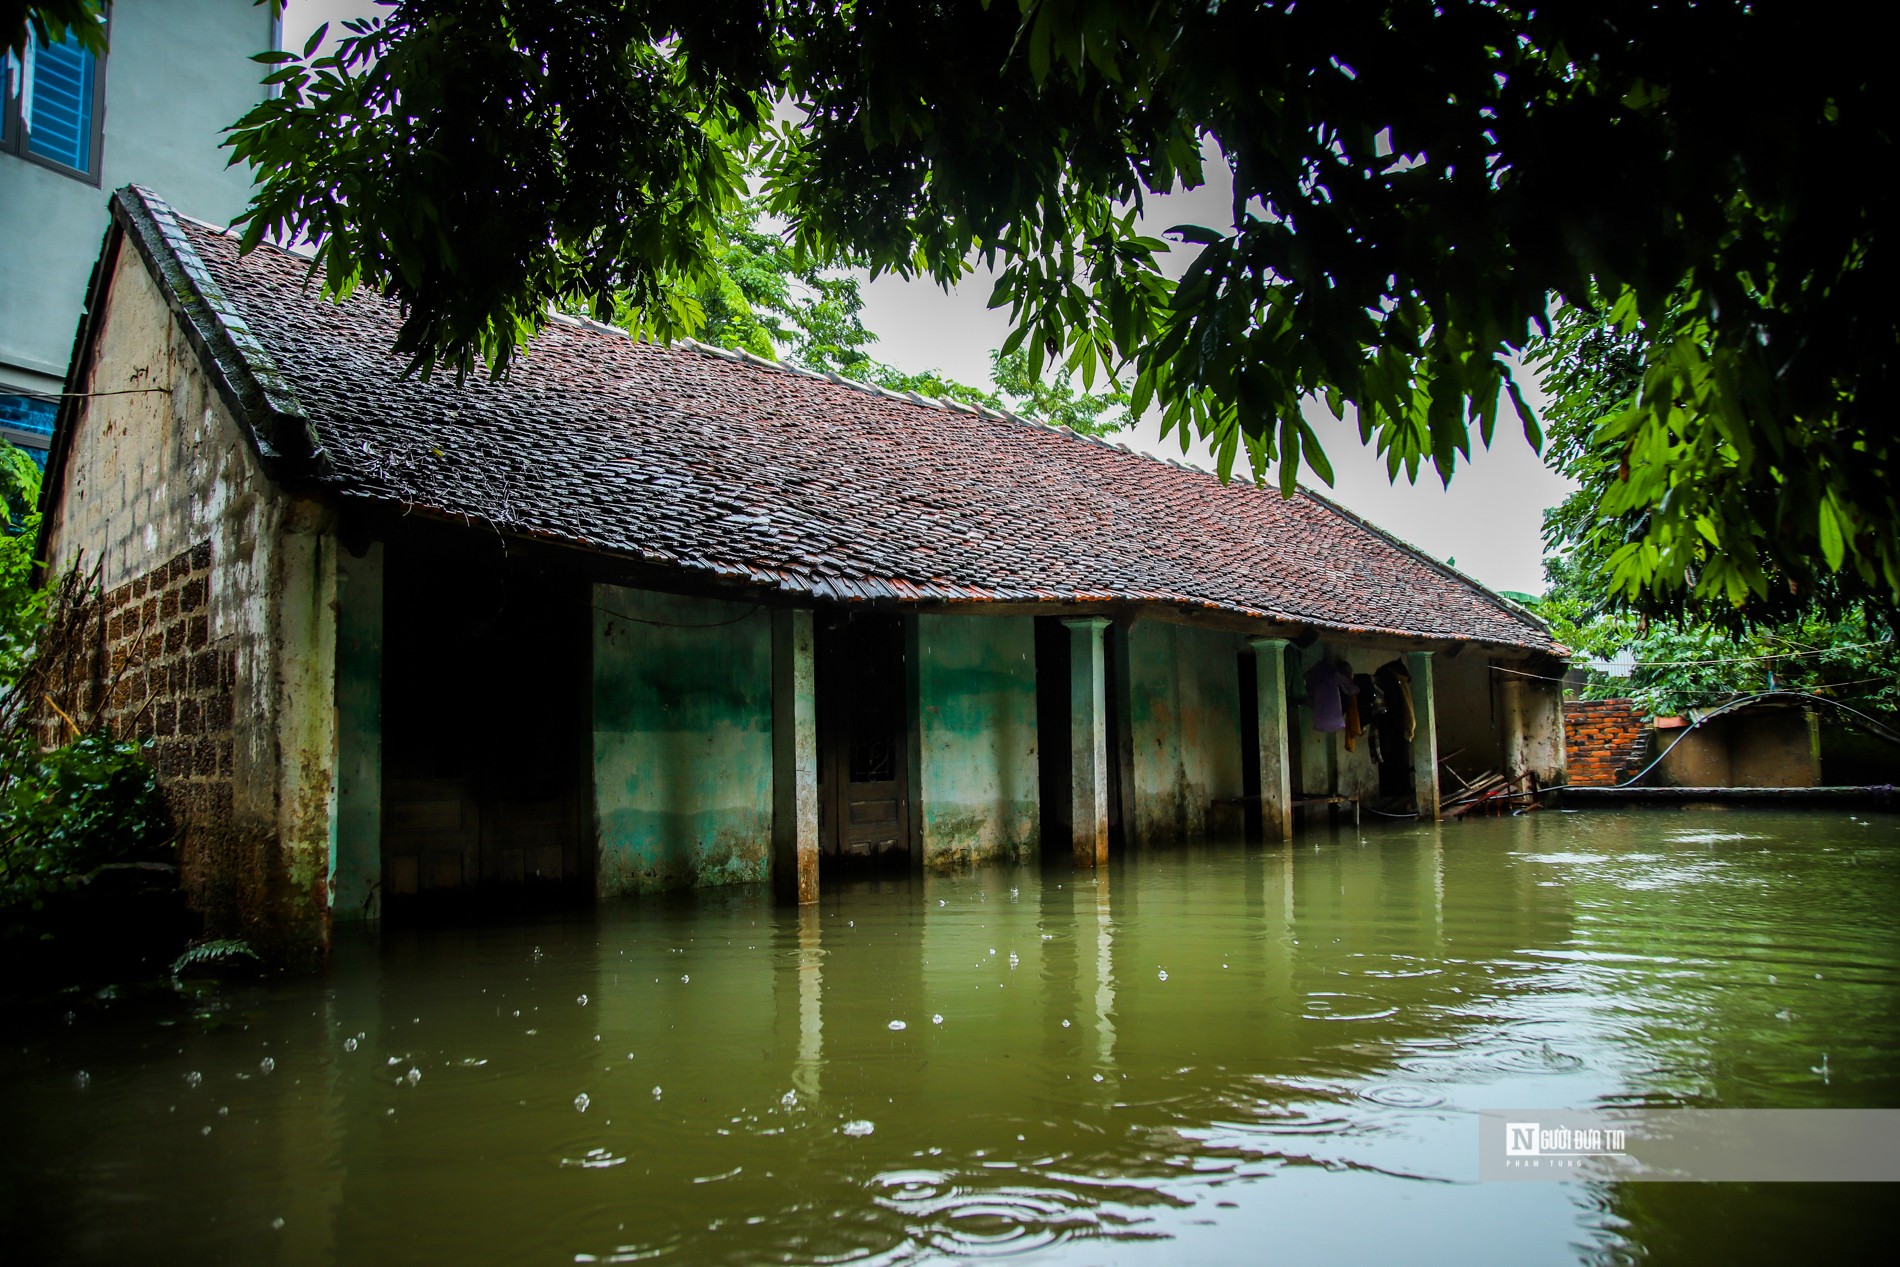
{"left": 280, "top": 3, "right": 1573, "bottom": 596}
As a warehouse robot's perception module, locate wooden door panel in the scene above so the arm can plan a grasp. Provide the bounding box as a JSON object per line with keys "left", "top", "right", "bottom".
{"left": 819, "top": 614, "right": 911, "bottom": 867}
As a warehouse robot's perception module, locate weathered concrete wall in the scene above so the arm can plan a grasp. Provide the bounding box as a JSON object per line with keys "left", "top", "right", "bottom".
{"left": 1731, "top": 709, "right": 1818, "bottom": 787}
{"left": 592, "top": 586, "right": 772, "bottom": 894}
{"left": 1126, "top": 621, "right": 1244, "bottom": 843}
{"left": 1430, "top": 652, "right": 1502, "bottom": 782}
{"left": 914, "top": 614, "right": 1039, "bottom": 867}
{"left": 40, "top": 241, "right": 334, "bottom": 957}
{"left": 1518, "top": 677, "right": 1568, "bottom": 787}
{"left": 1655, "top": 709, "right": 1820, "bottom": 788}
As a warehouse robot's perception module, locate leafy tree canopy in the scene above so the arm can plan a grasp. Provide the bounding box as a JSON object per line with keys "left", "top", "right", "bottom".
{"left": 1531, "top": 305, "right": 1900, "bottom": 721}
{"left": 14, "top": 0, "right": 1870, "bottom": 618}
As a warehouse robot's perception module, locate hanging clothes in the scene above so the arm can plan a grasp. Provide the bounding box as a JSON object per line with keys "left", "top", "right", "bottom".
{"left": 1354, "top": 672, "right": 1385, "bottom": 763}
{"left": 1305, "top": 658, "right": 1357, "bottom": 734}
{"left": 1341, "top": 660, "right": 1364, "bottom": 751}
{"left": 1376, "top": 659, "right": 1415, "bottom": 741}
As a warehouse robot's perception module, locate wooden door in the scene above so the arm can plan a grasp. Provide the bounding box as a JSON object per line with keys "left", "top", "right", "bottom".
{"left": 380, "top": 549, "right": 588, "bottom": 913}
{"left": 818, "top": 613, "right": 912, "bottom": 867}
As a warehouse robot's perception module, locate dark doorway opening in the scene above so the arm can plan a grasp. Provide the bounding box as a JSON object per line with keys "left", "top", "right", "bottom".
{"left": 379, "top": 547, "right": 592, "bottom": 920}
{"left": 816, "top": 612, "right": 912, "bottom": 871}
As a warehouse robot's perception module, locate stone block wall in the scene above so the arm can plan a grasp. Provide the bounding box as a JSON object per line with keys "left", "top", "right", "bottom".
{"left": 39, "top": 540, "right": 251, "bottom": 928}
{"left": 1563, "top": 699, "right": 1648, "bottom": 786}
{"left": 39, "top": 239, "right": 338, "bottom": 960}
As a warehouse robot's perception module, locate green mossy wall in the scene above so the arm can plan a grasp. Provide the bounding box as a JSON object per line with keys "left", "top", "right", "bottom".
{"left": 1126, "top": 622, "right": 1245, "bottom": 844}
{"left": 593, "top": 586, "right": 773, "bottom": 895}
{"left": 915, "top": 615, "right": 1040, "bottom": 866}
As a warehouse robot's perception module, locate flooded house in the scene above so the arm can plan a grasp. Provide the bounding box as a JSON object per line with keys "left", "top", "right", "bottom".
{"left": 35, "top": 187, "right": 1567, "bottom": 956}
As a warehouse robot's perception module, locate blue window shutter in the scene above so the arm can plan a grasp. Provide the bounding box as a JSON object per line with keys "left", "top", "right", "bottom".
{"left": 26, "top": 33, "right": 95, "bottom": 173}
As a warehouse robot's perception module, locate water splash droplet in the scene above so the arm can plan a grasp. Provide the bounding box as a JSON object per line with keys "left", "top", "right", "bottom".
{"left": 574, "top": 1092, "right": 590, "bottom": 1113}
{"left": 184, "top": 1071, "right": 202, "bottom": 1089}
{"left": 270, "top": 1217, "right": 285, "bottom": 1231}
{"left": 931, "top": 1014, "right": 943, "bottom": 1025}
{"left": 841, "top": 1119, "right": 875, "bottom": 1137}
{"left": 1157, "top": 969, "right": 1169, "bottom": 981}
{"left": 405, "top": 1068, "right": 421, "bottom": 1086}
{"left": 888, "top": 1020, "right": 907, "bottom": 1031}
{"left": 1092, "top": 1073, "right": 1105, "bottom": 1083}
{"left": 781, "top": 1089, "right": 797, "bottom": 1107}
{"left": 259, "top": 1057, "right": 275, "bottom": 1076}
{"left": 652, "top": 1085, "right": 663, "bottom": 1099}
{"left": 1062, "top": 1019, "right": 1071, "bottom": 1028}
{"left": 74, "top": 1071, "right": 90, "bottom": 1089}
{"left": 342, "top": 1037, "right": 358, "bottom": 1053}
{"left": 577, "top": 994, "right": 589, "bottom": 1006}
{"left": 681, "top": 975, "right": 690, "bottom": 984}
{"left": 1008, "top": 952, "right": 1019, "bottom": 968}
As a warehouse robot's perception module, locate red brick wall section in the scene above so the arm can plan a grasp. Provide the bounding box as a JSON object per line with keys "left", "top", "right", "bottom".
{"left": 40, "top": 541, "right": 254, "bottom": 933}
{"left": 1564, "top": 699, "right": 1649, "bottom": 787}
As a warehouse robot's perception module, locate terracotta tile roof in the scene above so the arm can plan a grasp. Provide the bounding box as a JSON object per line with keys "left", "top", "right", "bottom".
{"left": 119, "top": 188, "right": 1555, "bottom": 652}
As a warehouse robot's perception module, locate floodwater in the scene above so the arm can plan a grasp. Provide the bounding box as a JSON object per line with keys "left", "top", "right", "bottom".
{"left": 5, "top": 809, "right": 1898, "bottom": 1265}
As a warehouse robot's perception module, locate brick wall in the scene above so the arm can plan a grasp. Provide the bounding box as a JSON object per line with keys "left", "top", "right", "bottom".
{"left": 1563, "top": 699, "right": 1649, "bottom": 787}
{"left": 41, "top": 540, "right": 252, "bottom": 930}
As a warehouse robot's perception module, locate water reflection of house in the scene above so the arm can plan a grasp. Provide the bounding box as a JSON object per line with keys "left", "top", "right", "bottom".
{"left": 35, "top": 188, "right": 1568, "bottom": 955}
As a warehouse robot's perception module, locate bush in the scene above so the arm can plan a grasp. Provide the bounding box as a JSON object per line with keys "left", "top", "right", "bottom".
{"left": 0, "top": 731, "right": 172, "bottom": 922}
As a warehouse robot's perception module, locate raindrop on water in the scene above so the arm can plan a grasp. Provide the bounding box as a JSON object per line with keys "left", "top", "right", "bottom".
{"left": 1092, "top": 1073, "right": 1105, "bottom": 1083}
{"left": 74, "top": 1071, "right": 90, "bottom": 1089}
{"left": 259, "top": 1057, "right": 275, "bottom": 1076}
{"left": 577, "top": 994, "right": 589, "bottom": 1007}
{"left": 841, "top": 1119, "right": 875, "bottom": 1137}
{"left": 652, "top": 1085, "right": 664, "bottom": 1099}
{"left": 184, "top": 1071, "right": 202, "bottom": 1089}
{"left": 342, "top": 1037, "right": 358, "bottom": 1053}
{"left": 405, "top": 1068, "right": 422, "bottom": 1086}
{"left": 1062, "top": 1019, "right": 1071, "bottom": 1028}
{"left": 1157, "top": 970, "right": 1169, "bottom": 982}
{"left": 1008, "top": 952, "right": 1019, "bottom": 968}
{"left": 681, "top": 975, "right": 690, "bottom": 985}
{"left": 574, "top": 1093, "right": 591, "bottom": 1113}
{"left": 270, "top": 1217, "right": 285, "bottom": 1231}
{"left": 888, "top": 1020, "right": 907, "bottom": 1031}
{"left": 781, "top": 1089, "right": 797, "bottom": 1107}
{"left": 931, "top": 1014, "right": 943, "bottom": 1025}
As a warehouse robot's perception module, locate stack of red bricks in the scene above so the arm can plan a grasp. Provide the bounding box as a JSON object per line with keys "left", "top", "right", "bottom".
{"left": 42, "top": 541, "right": 238, "bottom": 829}
{"left": 1563, "top": 699, "right": 1649, "bottom": 786}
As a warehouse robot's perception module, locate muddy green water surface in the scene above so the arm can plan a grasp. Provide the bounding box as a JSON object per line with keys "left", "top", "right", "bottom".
{"left": 6, "top": 808, "right": 1899, "bottom": 1264}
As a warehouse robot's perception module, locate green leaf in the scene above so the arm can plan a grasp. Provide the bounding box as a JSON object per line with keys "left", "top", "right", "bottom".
{"left": 1818, "top": 496, "right": 1846, "bottom": 571}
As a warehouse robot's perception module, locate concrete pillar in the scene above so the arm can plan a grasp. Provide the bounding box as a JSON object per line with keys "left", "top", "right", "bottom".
{"left": 333, "top": 541, "right": 383, "bottom": 921}
{"left": 1407, "top": 650, "right": 1441, "bottom": 821}
{"left": 1247, "top": 636, "right": 1294, "bottom": 840}
{"left": 1063, "top": 617, "right": 1112, "bottom": 867}
{"left": 1499, "top": 671, "right": 1527, "bottom": 782}
{"left": 275, "top": 499, "right": 339, "bottom": 961}
{"left": 772, "top": 608, "right": 819, "bottom": 904}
